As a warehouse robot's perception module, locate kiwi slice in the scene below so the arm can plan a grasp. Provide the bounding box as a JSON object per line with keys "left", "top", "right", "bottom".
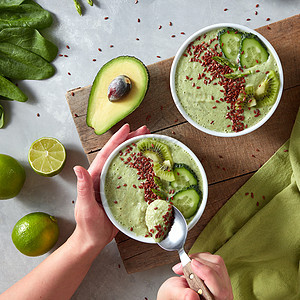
{"left": 153, "top": 162, "right": 175, "bottom": 182}
{"left": 245, "top": 85, "right": 257, "bottom": 107}
{"left": 137, "top": 139, "right": 175, "bottom": 182}
{"left": 255, "top": 70, "right": 280, "bottom": 107}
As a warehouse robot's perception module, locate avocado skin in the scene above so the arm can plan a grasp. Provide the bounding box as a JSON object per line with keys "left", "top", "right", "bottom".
{"left": 86, "top": 56, "right": 150, "bottom": 135}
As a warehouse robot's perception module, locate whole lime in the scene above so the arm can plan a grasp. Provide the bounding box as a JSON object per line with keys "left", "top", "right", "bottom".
{"left": 0, "top": 154, "right": 26, "bottom": 200}
{"left": 12, "top": 212, "right": 59, "bottom": 256}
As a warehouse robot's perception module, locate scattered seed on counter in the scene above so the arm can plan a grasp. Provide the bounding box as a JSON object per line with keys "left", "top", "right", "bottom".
{"left": 98, "top": 48, "right": 102, "bottom": 52}
{"left": 66, "top": 45, "right": 70, "bottom": 49}
{"left": 104, "top": 16, "right": 109, "bottom": 20}
{"left": 255, "top": 11, "right": 258, "bottom": 15}
{"left": 110, "top": 45, "right": 114, "bottom": 48}
{"left": 68, "top": 72, "right": 71, "bottom": 75}
{"left": 156, "top": 55, "right": 161, "bottom": 58}
{"left": 37, "top": 113, "right": 40, "bottom": 117}
{"left": 266, "top": 17, "right": 270, "bottom": 21}
{"left": 246, "top": 18, "right": 251, "bottom": 21}
{"left": 171, "top": 34, "right": 176, "bottom": 38}
{"left": 64, "top": 55, "right": 68, "bottom": 57}
{"left": 136, "top": 38, "right": 140, "bottom": 41}
{"left": 224, "top": 8, "right": 228, "bottom": 11}
{"left": 181, "top": 32, "right": 185, "bottom": 35}
{"left": 92, "top": 59, "right": 96, "bottom": 62}
{"left": 158, "top": 25, "right": 162, "bottom": 29}
{"left": 137, "top": 18, "right": 141, "bottom": 22}
{"left": 169, "top": 21, "right": 172, "bottom": 26}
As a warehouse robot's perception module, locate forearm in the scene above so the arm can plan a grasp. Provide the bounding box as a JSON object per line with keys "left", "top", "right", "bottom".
{"left": 1, "top": 228, "right": 104, "bottom": 300}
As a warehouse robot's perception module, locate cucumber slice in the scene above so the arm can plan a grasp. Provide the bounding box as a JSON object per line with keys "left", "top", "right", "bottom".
{"left": 171, "top": 163, "right": 198, "bottom": 189}
{"left": 172, "top": 186, "right": 201, "bottom": 219}
{"left": 239, "top": 33, "right": 269, "bottom": 68}
{"left": 218, "top": 28, "right": 243, "bottom": 63}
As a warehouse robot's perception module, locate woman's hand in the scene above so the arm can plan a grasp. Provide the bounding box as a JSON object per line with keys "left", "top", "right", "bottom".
{"left": 157, "top": 253, "right": 233, "bottom": 300}
{"left": 72, "top": 124, "right": 150, "bottom": 255}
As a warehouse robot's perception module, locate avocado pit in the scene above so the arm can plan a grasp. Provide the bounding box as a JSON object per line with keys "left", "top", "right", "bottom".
{"left": 107, "top": 75, "right": 132, "bottom": 101}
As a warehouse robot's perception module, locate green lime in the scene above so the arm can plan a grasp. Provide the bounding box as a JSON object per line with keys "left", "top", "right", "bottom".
{"left": 0, "top": 154, "right": 26, "bottom": 200}
{"left": 12, "top": 212, "right": 59, "bottom": 256}
{"left": 28, "top": 137, "right": 66, "bottom": 177}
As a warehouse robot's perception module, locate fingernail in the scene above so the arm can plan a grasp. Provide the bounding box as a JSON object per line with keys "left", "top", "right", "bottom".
{"left": 172, "top": 262, "right": 181, "bottom": 273}
{"left": 191, "top": 259, "right": 203, "bottom": 268}
{"left": 73, "top": 167, "right": 83, "bottom": 179}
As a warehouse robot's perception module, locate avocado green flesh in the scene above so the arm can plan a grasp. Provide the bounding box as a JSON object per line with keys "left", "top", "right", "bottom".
{"left": 87, "top": 56, "right": 149, "bottom": 135}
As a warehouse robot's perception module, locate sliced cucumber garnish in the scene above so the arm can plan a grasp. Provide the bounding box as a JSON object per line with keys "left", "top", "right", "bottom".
{"left": 218, "top": 28, "right": 243, "bottom": 63}
{"left": 171, "top": 186, "right": 201, "bottom": 219}
{"left": 239, "top": 33, "right": 269, "bottom": 68}
{"left": 171, "top": 163, "right": 198, "bottom": 190}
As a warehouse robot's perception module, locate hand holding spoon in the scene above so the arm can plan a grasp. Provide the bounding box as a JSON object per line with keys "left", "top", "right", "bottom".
{"left": 158, "top": 207, "right": 214, "bottom": 300}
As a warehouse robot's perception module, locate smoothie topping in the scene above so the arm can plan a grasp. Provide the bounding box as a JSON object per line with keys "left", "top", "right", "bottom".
{"left": 176, "top": 27, "right": 280, "bottom": 133}
{"left": 145, "top": 200, "right": 174, "bottom": 242}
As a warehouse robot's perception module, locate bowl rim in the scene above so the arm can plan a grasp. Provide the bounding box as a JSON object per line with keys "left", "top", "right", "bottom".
{"left": 100, "top": 133, "right": 208, "bottom": 244}
{"left": 170, "top": 22, "right": 284, "bottom": 137}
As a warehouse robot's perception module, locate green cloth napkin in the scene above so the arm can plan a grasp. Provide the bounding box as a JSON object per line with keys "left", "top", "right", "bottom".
{"left": 190, "top": 108, "right": 300, "bottom": 299}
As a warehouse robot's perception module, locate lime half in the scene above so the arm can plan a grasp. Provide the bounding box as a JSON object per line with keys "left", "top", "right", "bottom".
{"left": 28, "top": 137, "right": 66, "bottom": 177}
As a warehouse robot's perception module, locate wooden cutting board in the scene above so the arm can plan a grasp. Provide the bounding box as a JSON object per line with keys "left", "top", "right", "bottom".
{"left": 66, "top": 15, "right": 300, "bottom": 274}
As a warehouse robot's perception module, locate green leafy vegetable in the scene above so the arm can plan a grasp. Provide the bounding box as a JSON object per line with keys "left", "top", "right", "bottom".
{"left": 0, "top": 75, "right": 28, "bottom": 102}
{"left": 0, "top": 105, "right": 4, "bottom": 128}
{"left": 87, "top": 0, "right": 93, "bottom": 6}
{"left": 0, "top": 27, "right": 57, "bottom": 62}
{"left": 0, "top": 42, "right": 55, "bottom": 80}
{"left": 0, "top": 0, "right": 25, "bottom": 8}
{"left": 0, "top": 3, "right": 53, "bottom": 30}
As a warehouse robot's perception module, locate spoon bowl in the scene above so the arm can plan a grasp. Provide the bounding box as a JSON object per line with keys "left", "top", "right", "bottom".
{"left": 158, "top": 207, "right": 214, "bottom": 300}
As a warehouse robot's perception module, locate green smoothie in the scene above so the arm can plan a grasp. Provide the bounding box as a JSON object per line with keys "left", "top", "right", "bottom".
{"left": 104, "top": 137, "right": 203, "bottom": 242}
{"left": 175, "top": 27, "right": 280, "bottom": 133}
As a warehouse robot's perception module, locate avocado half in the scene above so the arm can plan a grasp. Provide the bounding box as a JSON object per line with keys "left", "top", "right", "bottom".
{"left": 86, "top": 56, "right": 149, "bottom": 135}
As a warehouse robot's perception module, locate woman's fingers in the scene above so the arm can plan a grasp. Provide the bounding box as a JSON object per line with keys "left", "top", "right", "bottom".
{"left": 157, "top": 277, "right": 199, "bottom": 300}
{"left": 127, "top": 125, "right": 150, "bottom": 139}
{"left": 88, "top": 123, "right": 131, "bottom": 177}
{"left": 172, "top": 254, "right": 233, "bottom": 300}
{"left": 73, "top": 166, "right": 97, "bottom": 215}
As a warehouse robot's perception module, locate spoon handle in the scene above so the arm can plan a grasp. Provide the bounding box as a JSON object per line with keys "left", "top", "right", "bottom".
{"left": 183, "top": 261, "right": 214, "bottom": 300}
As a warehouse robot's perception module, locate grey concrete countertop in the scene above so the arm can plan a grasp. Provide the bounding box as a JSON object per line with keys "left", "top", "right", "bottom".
{"left": 0, "top": 1, "right": 299, "bottom": 299}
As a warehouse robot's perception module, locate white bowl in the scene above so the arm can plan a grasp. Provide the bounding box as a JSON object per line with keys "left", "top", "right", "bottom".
{"left": 170, "top": 23, "right": 284, "bottom": 137}
{"left": 100, "top": 134, "right": 208, "bottom": 244}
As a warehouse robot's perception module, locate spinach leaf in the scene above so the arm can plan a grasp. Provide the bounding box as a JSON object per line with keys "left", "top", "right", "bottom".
{"left": 0, "top": 0, "right": 25, "bottom": 8}
{"left": 0, "top": 104, "right": 4, "bottom": 128}
{"left": 0, "top": 27, "right": 58, "bottom": 62}
{"left": 0, "top": 42, "right": 55, "bottom": 80}
{"left": 0, "top": 74, "right": 28, "bottom": 101}
{"left": 0, "top": 3, "right": 52, "bottom": 30}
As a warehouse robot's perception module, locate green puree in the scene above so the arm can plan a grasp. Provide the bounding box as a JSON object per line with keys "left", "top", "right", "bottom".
{"left": 104, "top": 138, "right": 203, "bottom": 241}
{"left": 175, "top": 28, "right": 279, "bottom": 133}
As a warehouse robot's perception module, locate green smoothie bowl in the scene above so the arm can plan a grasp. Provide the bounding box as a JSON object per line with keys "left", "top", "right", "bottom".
{"left": 100, "top": 134, "right": 208, "bottom": 244}
{"left": 170, "top": 23, "right": 284, "bottom": 137}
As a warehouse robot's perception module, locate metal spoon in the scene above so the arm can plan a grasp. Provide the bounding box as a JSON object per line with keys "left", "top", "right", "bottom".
{"left": 158, "top": 207, "right": 214, "bottom": 300}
